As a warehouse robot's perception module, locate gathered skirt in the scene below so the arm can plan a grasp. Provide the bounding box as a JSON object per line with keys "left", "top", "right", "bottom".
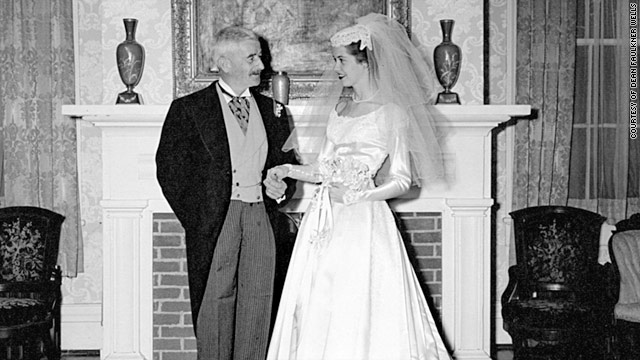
{"left": 267, "top": 190, "right": 451, "bottom": 360}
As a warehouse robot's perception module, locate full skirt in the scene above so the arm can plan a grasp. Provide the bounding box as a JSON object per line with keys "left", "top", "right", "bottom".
{"left": 267, "top": 195, "right": 451, "bottom": 360}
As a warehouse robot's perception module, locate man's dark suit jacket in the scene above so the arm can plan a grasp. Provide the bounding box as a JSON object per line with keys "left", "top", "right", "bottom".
{"left": 155, "top": 81, "right": 297, "bottom": 332}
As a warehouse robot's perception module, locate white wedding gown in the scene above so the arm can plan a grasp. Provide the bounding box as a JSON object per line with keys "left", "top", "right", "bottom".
{"left": 267, "top": 105, "right": 451, "bottom": 360}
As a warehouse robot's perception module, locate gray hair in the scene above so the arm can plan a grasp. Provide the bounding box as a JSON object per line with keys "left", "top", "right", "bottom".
{"left": 212, "top": 26, "right": 259, "bottom": 64}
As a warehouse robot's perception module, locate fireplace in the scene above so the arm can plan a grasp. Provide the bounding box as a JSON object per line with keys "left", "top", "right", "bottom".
{"left": 151, "top": 211, "right": 443, "bottom": 359}
{"left": 63, "top": 103, "right": 530, "bottom": 360}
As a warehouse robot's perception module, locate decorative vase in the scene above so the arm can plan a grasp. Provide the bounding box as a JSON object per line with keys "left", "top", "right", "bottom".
{"left": 272, "top": 71, "right": 290, "bottom": 105}
{"left": 116, "top": 18, "right": 145, "bottom": 104}
{"left": 433, "top": 19, "right": 461, "bottom": 104}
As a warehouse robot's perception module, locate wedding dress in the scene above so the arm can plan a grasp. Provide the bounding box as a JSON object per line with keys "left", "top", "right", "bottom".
{"left": 267, "top": 104, "right": 451, "bottom": 360}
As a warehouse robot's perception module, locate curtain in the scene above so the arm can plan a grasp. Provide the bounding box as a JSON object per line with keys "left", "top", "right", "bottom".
{"left": 568, "top": 0, "right": 639, "bottom": 223}
{"left": 513, "top": 0, "right": 577, "bottom": 209}
{"left": 512, "top": 0, "right": 578, "bottom": 263}
{"left": 0, "top": 1, "right": 82, "bottom": 276}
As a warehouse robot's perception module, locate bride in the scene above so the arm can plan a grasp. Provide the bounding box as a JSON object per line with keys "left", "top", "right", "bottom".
{"left": 264, "top": 13, "right": 451, "bottom": 360}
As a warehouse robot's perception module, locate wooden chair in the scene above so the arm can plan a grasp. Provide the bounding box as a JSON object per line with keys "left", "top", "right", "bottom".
{"left": 0, "top": 206, "right": 65, "bottom": 360}
{"left": 502, "top": 205, "right": 615, "bottom": 359}
{"left": 608, "top": 213, "right": 640, "bottom": 360}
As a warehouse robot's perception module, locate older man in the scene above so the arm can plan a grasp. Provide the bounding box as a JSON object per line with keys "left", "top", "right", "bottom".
{"left": 156, "top": 26, "right": 297, "bottom": 360}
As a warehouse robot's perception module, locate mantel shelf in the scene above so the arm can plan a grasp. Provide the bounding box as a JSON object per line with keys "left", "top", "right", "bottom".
{"left": 63, "top": 104, "right": 531, "bottom": 127}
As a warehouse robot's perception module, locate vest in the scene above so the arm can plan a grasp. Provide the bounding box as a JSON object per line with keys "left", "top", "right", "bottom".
{"left": 217, "top": 87, "right": 268, "bottom": 203}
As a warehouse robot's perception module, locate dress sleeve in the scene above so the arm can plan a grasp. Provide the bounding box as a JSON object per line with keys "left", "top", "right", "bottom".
{"left": 347, "top": 105, "right": 412, "bottom": 204}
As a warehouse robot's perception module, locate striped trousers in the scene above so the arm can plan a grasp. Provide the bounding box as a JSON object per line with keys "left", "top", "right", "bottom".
{"left": 197, "top": 200, "right": 276, "bottom": 360}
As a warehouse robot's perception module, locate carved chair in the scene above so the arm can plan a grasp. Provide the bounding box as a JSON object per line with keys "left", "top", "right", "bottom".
{"left": 608, "top": 213, "right": 640, "bottom": 360}
{"left": 502, "top": 205, "right": 614, "bottom": 359}
{"left": 0, "top": 206, "right": 65, "bottom": 360}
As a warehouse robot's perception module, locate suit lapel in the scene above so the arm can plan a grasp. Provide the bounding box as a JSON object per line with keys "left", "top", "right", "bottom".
{"left": 193, "top": 82, "right": 230, "bottom": 160}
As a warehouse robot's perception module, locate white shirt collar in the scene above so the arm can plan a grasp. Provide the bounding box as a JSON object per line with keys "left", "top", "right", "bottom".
{"left": 218, "top": 79, "right": 252, "bottom": 101}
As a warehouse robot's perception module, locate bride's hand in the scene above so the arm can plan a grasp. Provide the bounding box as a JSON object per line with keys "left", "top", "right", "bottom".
{"left": 267, "top": 165, "right": 290, "bottom": 182}
{"left": 329, "top": 184, "right": 363, "bottom": 205}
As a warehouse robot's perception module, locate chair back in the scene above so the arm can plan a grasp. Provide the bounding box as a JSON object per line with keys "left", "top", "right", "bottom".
{"left": 611, "top": 230, "right": 640, "bottom": 305}
{"left": 0, "top": 206, "right": 65, "bottom": 283}
{"left": 609, "top": 214, "right": 640, "bottom": 323}
{"left": 510, "top": 205, "right": 606, "bottom": 298}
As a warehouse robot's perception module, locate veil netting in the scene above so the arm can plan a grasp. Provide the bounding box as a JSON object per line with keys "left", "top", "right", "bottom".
{"left": 283, "top": 12, "right": 446, "bottom": 187}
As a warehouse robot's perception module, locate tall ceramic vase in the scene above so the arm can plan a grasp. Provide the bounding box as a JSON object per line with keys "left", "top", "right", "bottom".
{"left": 272, "top": 71, "right": 290, "bottom": 116}
{"left": 116, "top": 18, "right": 145, "bottom": 104}
{"left": 272, "top": 71, "right": 290, "bottom": 105}
{"left": 433, "top": 19, "right": 461, "bottom": 104}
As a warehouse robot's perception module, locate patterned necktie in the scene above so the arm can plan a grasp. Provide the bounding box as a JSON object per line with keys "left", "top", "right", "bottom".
{"left": 220, "top": 86, "right": 250, "bottom": 135}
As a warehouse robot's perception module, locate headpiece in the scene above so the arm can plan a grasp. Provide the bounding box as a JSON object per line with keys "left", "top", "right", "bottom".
{"left": 329, "top": 24, "right": 372, "bottom": 51}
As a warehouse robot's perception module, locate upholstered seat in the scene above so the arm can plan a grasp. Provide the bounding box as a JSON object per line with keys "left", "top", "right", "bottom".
{"left": 503, "top": 298, "right": 611, "bottom": 329}
{"left": 0, "top": 297, "right": 50, "bottom": 327}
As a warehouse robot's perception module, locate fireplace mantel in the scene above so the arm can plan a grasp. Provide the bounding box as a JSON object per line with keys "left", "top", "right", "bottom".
{"left": 64, "top": 103, "right": 527, "bottom": 125}
{"left": 63, "top": 103, "right": 530, "bottom": 360}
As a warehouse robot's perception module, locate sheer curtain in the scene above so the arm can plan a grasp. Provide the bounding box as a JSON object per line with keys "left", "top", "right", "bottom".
{"left": 568, "top": 0, "right": 639, "bottom": 223}
{"left": 0, "top": 1, "right": 82, "bottom": 276}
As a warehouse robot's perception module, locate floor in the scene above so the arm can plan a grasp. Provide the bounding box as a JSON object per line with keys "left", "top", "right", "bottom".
{"left": 61, "top": 349, "right": 515, "bottom": 359}
{"left": 497, "top": 348, "right": 515, "bottom": 360}
{"left": 61, "top": 351, "right": 99, "bottom": 359}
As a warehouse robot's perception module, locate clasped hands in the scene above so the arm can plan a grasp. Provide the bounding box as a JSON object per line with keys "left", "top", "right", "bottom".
{"left": 264, "top": 165, "right": 289, "bottom": 202}
{"left": 264, "top": 165, "right": 363, "bottom": 204}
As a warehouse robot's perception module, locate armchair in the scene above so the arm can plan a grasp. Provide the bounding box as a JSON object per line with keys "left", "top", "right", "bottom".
{"left": 608, "top": 213, "right": 640, "bottom": 359}
{"left": 0, "top": 206, "right": 65, "bottom": 360}
{"left": 502, "top": 205, "right": 613, "bottom": 359}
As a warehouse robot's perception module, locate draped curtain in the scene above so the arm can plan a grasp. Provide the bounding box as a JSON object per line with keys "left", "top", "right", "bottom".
{"left": 513, "top": 0, "right": 577, "bottom": 211}
{"left": 568, "top": 0, "right": 639, "bottom": 222}
{"left": 0, "top": 1, "right": 82, "bottom": 276}
{"left": 513, "top": 0, "right": 638, "bottom": 265}
{"left": 511, "top": 0, "right": 578, "bottom": 263}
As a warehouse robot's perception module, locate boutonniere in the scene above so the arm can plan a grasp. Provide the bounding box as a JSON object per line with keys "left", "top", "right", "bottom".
{"left": 274, "top": 103, "right": 284, "bottom": 117}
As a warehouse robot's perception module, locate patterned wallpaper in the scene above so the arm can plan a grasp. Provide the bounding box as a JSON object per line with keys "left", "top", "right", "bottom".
{"left": 487, "top": 0, "right": 510, "bottom": 104}
{"left": 412, "top": 0, "right": 484, "bottom": 104}
{"left": 69, "top": 1, "right": 510, "bottom": 340}
{"left": 65, "top": 0, "right": 174, "bottom": 304}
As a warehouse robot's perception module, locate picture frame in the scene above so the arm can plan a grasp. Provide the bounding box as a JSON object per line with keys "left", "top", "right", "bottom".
{"left": 171, "top": 0, "right": 410, "bottom": 99}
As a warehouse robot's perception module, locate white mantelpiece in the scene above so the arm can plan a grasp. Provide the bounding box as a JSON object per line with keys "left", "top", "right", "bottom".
{"left": 63, "top": 104, "right": 530, "bottom": 360}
